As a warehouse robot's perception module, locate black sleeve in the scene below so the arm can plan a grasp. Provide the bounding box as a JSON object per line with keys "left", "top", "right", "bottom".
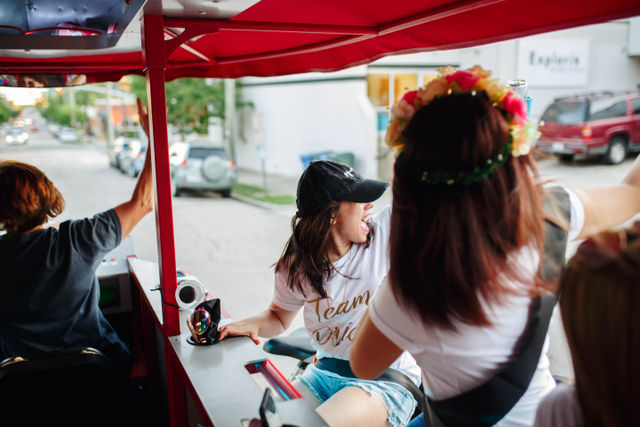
{"left": 65, "top": 209, "right": 122, "bottom": 267}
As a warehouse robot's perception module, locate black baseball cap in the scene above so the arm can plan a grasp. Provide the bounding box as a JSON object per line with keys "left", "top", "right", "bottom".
{"left": 296, "top": 160, "right": 389, "bottom": 217}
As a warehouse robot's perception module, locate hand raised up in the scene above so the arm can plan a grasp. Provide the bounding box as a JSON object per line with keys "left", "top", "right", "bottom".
{"left": 137, "top": 97, "right": 150, "bottom": 139}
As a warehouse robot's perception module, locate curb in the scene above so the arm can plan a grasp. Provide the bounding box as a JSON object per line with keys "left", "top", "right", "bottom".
{"left": 231, "top": 192, "right": 296, "bottom": 217}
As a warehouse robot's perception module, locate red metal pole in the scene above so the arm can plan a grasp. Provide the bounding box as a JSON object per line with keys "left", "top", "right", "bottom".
{"left": 142, "top": 14, "right": 185, "bottom": 427}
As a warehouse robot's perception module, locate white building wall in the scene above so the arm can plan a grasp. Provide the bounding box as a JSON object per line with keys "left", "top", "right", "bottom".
{"left": 237, "top": 18, "right": 640, "bottom": 178}
{"left": 238, "top": 68, "right": 377, "bottom": 178}
{"left": 515, "top": 20, "right": 640, "bottom": 120}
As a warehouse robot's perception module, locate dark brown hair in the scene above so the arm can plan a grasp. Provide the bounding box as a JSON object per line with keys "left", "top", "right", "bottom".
{"left": 0, "top": 160, "right": 65, "bottom": 233}
{"left": 275, "top": 202, "right": 373, "bottom": 298}
{"left": 560, "top": 226, "right": 640, "bottom": 427}
{"left": 389, "top": 93, "right": 546, "bottom": 329}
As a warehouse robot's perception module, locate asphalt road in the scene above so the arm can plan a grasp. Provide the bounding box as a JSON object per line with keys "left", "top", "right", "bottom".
{"left": 3, "top": 126, "right": 639, "bottom": 380}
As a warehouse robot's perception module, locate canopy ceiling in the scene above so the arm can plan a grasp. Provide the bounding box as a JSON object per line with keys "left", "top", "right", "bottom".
{"left": 0, "top": 0, "right": 639, "bottom": 82}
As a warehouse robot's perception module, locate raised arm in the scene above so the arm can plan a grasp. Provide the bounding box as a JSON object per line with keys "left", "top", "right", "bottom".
{"left": 217, "top": 303, "right": 299, "bottom": 344}
{"left": 114, "top": 98, "right": 154, "bottom": 240}
{"left": 574, "top": 154, "right": 640, "bottom": 239}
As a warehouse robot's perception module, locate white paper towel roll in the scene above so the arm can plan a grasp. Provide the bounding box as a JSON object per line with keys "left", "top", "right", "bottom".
{"left": 175, "top": 277, "right": 206, "bottom": 310}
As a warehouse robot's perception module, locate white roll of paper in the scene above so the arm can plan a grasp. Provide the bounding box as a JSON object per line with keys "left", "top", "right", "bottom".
{"left": 175, "top": 277, "right": 206, "bottom": 310}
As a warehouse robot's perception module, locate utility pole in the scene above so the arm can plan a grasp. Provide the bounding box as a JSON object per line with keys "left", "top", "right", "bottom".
{"left": 68, "top": 87, "right": 76, "bottom": 128}
{"left": 224, "top": 79, "right": 237, "bottom": 164}
{"left": 106, "top": 82, "right": 114, "bottom": 145}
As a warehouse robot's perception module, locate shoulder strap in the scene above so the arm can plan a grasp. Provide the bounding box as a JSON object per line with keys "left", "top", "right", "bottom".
{"left": 423, "top": 187, "right": 571, "bottom": 427}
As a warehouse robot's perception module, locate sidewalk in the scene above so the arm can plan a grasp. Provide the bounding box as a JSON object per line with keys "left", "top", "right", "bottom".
{"left": 235, "top": 167, "right": 393, "bottom": 212}
{"left": 234, "top": 168, "right": 299, "bottom": 216}
{"left": 236, "top": 167, "right": 299, "bottom": 197}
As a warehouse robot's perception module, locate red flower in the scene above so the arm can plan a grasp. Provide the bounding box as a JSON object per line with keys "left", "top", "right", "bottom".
{"left": 445, "top": 71, "right": 479, "bottom": 90}
{"left": 400, "top": 90, "right": 418, "bottom": 107}
{"left": 502, "top": 91, "right": 528, "bottom": 122}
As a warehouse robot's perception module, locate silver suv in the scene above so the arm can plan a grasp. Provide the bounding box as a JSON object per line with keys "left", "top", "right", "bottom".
{"left": 169, "top": 139, "right": 237, "bottom": 198}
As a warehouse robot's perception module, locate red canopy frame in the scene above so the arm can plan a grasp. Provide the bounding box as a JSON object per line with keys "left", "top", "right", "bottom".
{"left": 2, "top": 1, "right": 640, "bottom": 424}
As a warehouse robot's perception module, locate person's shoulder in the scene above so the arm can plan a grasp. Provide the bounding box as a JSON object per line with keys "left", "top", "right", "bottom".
{"left": 534, "top": 383, "right": 582, "bottom": 427}
{"left": 369, "top": 205, "right": 391, "bottom": 234}
{"left": 371, "top": 205, "right": 391, "bottom": 222}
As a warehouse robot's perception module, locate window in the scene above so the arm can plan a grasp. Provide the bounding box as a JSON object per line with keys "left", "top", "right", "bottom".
{"left": 367, "top": 68, "right": 441, "bottom": 108}
{"left": 423, "top": 74, "right": 438, "bottom": 86}
{"left": 632, "top": 97, "right": 640, "bottom": 115}
{"left": 366, "top": 74, "right": 389, "bottom": 107}
{"left": 188, "top": 147, "right": 227, "bottom": 159}
{"left": 590, "top": 101, "right": 628, "bottom": 120}
{"left": 393, "top": 74, "right": 417, "bottom": 104}
{"left": 541, "top": 101, "right": 588, "bottom": 124}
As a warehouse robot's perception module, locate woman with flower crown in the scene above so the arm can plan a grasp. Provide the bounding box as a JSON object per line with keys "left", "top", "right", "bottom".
{"left": 349, "top": 66, "right": 640, "bottom": 426}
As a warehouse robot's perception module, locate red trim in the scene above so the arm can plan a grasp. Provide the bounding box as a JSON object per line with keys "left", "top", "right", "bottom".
{"left": 244, "top": 359, "right": 303, "bottom": 400}
{"left": 263, "top": 359, "right": 303, "bottom": 399}
{"left": 163, "top": 18, "right": 379, "bottom": 36}
{"left": 259, "top": 359, "right": 303, "bottom": 400}
{"left": 143, "top": 14, "right": 185, "bottom": 427}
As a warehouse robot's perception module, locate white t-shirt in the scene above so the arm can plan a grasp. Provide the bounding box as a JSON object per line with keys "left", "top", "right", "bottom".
{"left": 534, "top": 383, "right": 582, "bottom": 427}
{"left": 273, "top": 205, "right": 421, "bottom": 385}
{"left": 368, "top": 188, "right": 584, "bottom": 426}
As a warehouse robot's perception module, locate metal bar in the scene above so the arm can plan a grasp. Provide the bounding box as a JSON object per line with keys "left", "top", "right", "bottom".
{"left": 142, "top": 14, "right": 185, "bottom": 427}
{"left": 216, "top": 34, "right": 373, "bottom": 66}
{"left": 164, "top": 28, "right": 217, "bottom": 63}
{"left": 164, "top": 17, "right": 378, "bottom": 36}
{"left": 378, "top": 0, "right": 505, "bottom": 35}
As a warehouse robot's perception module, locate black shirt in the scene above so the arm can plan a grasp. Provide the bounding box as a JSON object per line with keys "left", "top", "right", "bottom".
{"left": 0, "top": 209, "right": 129, "bottom": 366}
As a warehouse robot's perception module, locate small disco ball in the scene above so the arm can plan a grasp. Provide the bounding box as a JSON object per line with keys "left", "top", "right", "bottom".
{"left": 192, "top": 307, "right": 211, "bottom": 335}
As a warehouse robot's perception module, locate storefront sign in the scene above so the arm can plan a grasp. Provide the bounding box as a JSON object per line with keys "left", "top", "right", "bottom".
{"left": 517, "top": 40, "right": 589, "bottom": 87}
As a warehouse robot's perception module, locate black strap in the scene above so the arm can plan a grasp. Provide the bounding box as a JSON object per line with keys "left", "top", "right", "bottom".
{"left": 424, "top": 187, "right": 571, "bottom": 427}
{"left": 314, "top": 357, "right": 424, "bottom": 412}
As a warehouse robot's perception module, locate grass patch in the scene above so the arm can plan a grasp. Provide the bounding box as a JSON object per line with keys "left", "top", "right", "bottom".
{"left": 233, "top": 183, "right": 296, "bottom": 205}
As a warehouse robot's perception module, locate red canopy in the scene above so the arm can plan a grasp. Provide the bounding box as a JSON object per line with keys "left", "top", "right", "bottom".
{"left": 1, "top": 0, "right": 639, "bottom": 82}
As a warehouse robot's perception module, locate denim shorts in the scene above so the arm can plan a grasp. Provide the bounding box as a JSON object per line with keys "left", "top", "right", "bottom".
{"left": 299, "top": 365, "right": 417, "bottom": 427}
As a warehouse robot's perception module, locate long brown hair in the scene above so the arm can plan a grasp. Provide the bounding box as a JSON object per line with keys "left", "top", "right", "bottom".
{"left": 560, "top": 226, "right": 640, "bottom": 427}
{"left": 389, "top": 93, "right": 546, "bottom": 330}
{"left": 275, "top": 202, "right": 374, "bottom": 298}
{"left": 0, "top": 160, "right": 65, "bottom": 233}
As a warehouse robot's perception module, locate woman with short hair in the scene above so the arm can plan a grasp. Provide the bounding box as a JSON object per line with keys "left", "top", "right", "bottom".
{"left": 535, "top": 223, "right": 640, "bottom": 427}
{"left": 0, "top": 98, "right": 154, "bottom": 376}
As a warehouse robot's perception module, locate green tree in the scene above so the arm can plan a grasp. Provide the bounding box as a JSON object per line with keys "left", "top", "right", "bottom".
{"left": 0, "top": 97, "right": 19, "bottom": 123}
{"left": 130, "top": 76, "right": 225, "bottom": 136}
{"left": 37, "top": 91, "right": 85, "bottom": 127}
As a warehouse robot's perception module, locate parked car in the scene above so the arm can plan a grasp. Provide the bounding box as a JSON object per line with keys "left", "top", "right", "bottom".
{"left": 47, "top": 122, "right": 61, "bottom": 135}
{"left": 169, "top": 139, "right": 237, "bottom": 197}
{"left": 119, "top": 140, "right": 146, "bottom": 177}
{"left": 5, "top": 127, "right": 29, "bottom": 145}
{"left": 108, "top": 137, "right": 134, "bottom": 170}
{"left": 57, "top": 127, "right": 80, "bottom": 143}
{"left": 536, "top": 91, "right": 640, "bottom": 164}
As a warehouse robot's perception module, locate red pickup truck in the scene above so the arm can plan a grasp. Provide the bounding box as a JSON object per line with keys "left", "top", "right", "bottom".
{"left": 537, "top": 92, "right": 640, "bottom": 164}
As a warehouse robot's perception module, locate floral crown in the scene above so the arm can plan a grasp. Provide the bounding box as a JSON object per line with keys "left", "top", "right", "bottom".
{"left": 386, "top": 65, "right": 540, "bottom": 186}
